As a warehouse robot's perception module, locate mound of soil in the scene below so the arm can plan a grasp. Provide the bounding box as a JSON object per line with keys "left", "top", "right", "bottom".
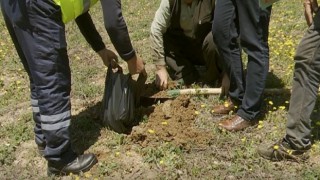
{"left": 129, "top": 95, "right": 213, "bottom": 151}
{"left": 140, "top": 82, "right": 178, "bottom": 98}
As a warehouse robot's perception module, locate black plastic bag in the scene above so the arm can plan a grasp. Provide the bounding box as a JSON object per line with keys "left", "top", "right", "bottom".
{"left": 101, "top": 67, "right": 146, "bottom": 134}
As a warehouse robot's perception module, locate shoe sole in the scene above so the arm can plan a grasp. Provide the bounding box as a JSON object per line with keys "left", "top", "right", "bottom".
{"left": 258, "top": 150, "right": 308, "bottom": 162}
{"left": 47, "top": 157, "right": 98, "bottom": 176}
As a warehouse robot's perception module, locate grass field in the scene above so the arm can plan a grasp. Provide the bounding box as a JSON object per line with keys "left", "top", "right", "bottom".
{"left": 1, "top": 0, "right": 320, "bottom": 179}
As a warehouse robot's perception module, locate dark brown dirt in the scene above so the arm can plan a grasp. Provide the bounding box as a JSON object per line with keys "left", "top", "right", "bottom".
{"left": 140, "top": 82, "right": 178, "bottom": 98}
{"left": 129, "top": 95, "right": 214, "bottom": 151}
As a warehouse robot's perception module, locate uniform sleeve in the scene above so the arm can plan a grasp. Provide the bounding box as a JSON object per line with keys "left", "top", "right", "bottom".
{"left": 150, "top": 0, "right": 171, "bottom": 66}
{"left": 100, "top": 0, "right": 135, "bottom": 61}
{"left": 75, "top": 11, "right": 106, "bottom": 52}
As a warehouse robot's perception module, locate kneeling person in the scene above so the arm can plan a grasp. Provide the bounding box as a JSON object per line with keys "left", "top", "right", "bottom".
{"left": 151, "top": 0, "right": 223, "bottom": 90}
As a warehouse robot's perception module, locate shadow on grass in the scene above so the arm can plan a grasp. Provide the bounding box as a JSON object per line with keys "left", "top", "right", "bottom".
{"left": 265, "top": 71, "right": 286, "bottom": 89}
{"left": 70, "top": 101, "right": 103, "bottom": 154}
{"left": 69, "top": 100, "right": 157, "bottom": 153}
{"left": 257, "top": 71, "right": 288, "bottom": 120}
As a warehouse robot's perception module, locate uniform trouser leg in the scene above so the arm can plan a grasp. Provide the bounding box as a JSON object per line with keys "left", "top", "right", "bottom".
{"left": 201, "top": 32, "right": 223, "bottom": 85}
{"left": 1, "top": 0, "right": 76, "bottom": 164}
{"left": 1, "top": 3, "right": 45, "bottom": 147}
{"left": 284, "top": 11, "right": 320, "bottom": 150}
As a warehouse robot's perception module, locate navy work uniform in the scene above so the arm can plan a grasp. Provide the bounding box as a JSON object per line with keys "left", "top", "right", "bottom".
{"left": 1, "top": 0, "right": 76, "bottom": 163}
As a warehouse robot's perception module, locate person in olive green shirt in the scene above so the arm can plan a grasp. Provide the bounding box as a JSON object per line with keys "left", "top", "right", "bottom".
{"left": 151, "top": 0, "right": 224, "bottom": 90}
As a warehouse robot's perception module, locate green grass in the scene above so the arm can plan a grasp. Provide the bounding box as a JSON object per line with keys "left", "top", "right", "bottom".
{"left": 1, "top": 0, "right": 320, "bottom": 179}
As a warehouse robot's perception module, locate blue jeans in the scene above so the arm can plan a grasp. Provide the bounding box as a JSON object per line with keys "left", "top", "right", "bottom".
{"left": 212, "top": 0, "right": 271, "bottom": 121}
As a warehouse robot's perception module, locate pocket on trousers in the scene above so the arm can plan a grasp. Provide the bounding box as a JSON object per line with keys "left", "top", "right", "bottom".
{"left": 29, "top": 0, "right": 66, "bottom": 50}
{"left": 28, "top": 0, "right": 62, "bottom": 21}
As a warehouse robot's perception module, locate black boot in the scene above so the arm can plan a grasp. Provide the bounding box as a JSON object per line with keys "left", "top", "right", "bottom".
{"left": 47, "top": 153, "right": 97, "bottom": 176}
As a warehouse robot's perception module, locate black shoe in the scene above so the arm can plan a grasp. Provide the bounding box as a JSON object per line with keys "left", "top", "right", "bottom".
{"left": 47, "top": 153, "right": 98, "bottom": 176}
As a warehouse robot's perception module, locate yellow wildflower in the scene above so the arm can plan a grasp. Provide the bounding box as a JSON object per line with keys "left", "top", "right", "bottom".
{"left": 161, "top": 121, "right": 168, "bottom": 125}
{"left": 84, "top": 172, "right": 92, "bottom": 178}
{"left": 148, "top": 129, "right": 155, "bottom": 134}
{"left": 241, "top": 137, "right": 246, "bottom": 142}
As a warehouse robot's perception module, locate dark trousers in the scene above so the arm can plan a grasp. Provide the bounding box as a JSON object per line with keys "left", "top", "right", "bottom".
{"left": 284, "top": 11, "right": 320, "bottom": 150}
{"left": 164, "top": 32, "right": 222, "bottom": 86}
{"left": 212, "top": 0, "right": 271, "bottom": 120}
{"left": 1, "top": 0, "right": 76, "bottom": 163}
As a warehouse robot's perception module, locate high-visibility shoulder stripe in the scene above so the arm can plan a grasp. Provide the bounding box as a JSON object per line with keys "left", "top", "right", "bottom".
{"left": 54, "top": 0, "right": 99, "bottom": 23}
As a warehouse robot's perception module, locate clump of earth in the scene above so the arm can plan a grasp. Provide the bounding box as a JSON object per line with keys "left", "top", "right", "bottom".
{"left": 129, "top": 82, "right": 214, "bottom": 150}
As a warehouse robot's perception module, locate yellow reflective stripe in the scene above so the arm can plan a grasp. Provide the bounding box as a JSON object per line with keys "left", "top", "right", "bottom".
{"left": 53, "top": 0, "right": 77, "bottom": 23}
{"left": 73, "top": 0, "right": 84, "bottom": 21}
{"left": 54, "top": 0, "right": 99, "bottom": 24}
{"left": 53, "top": 0, "right": 61, "bottom": 6}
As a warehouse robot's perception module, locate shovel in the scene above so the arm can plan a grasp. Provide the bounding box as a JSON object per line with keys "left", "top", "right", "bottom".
{"left": 166, "top": 88, "right": 294, "bottom": 96}
{"left": 140, "top": 88, "right": 222, "bottom": 106}
{"left": 140, "top": 87, "right": 298, "bottom": 106}
{"left": 140, "top": 88, "right": 173, "bottom": 107}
